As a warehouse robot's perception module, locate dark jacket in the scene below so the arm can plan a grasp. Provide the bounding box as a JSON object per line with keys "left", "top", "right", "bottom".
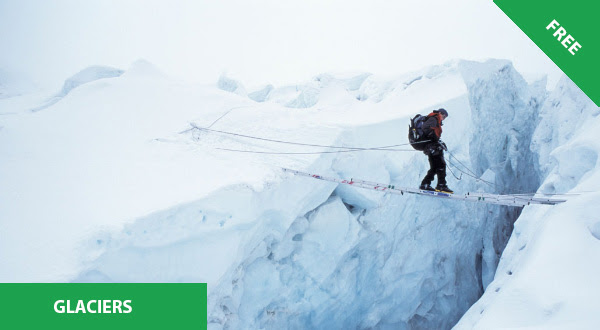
{"left": 422, "top": 112, "right": 443, "bottom": 142}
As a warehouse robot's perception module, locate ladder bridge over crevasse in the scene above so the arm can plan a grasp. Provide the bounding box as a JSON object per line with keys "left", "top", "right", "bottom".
{"left": 282, "top": 168, "right": 567, "bottom": 207}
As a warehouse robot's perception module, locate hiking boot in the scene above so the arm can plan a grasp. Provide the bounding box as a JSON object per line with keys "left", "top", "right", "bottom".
{"left": 436, "top": 184, "right": 454, "bottom": 193}
{"left": 419, "top": 183, "right": 435, "bottom": 191}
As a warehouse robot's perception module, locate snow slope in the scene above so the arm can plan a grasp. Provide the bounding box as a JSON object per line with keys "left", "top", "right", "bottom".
{"left": 0, "top": 60, "right": 270, "bottom": 281}
{"left": 1, "top": 58, "right": 598, "bottom": 329}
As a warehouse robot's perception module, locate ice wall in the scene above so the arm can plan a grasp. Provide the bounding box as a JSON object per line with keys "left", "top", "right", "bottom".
{"left": 457, "top": 60, "right": 546, "bottom": 290}
{"left": 455, "top": 75, "right": 600, "bottom": 329}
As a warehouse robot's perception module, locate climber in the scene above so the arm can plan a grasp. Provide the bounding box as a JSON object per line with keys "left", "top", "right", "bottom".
{"left": 419, "top": 108, "right": 453, "bottom": 193}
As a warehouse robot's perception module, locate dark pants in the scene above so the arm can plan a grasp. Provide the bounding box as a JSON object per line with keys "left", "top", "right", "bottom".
{"left": 422, "top": 150, "right": 446, "bottom": 186}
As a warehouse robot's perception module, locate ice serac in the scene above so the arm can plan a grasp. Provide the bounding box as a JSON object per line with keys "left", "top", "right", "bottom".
{"left": 457, "top": 59, "right": 545, "bottom": 289}
{"left": 458, "top": 59, "right": 543, "bottom": 193}
{"left": 532, "top": 75, "right": 600, "bottom": 190}
{"left": 246, "top": 72, "right": 370, "bottom": 107}
{"left": 248, "top": 85, "right": 273, "bottom": 102}
{"left": 218, "top": 74, "right": 247, "bottom": 96}
{"left": 285, "top": 86, "right": 319, "bottom": 108}
{"left": 454, "top": 76, "right": 600, "bottom": 330}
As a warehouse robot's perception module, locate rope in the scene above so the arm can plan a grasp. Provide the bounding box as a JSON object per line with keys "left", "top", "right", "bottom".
{"left": 445, "top": 157, "right": 495, "bottom": 188}
{"left": 178, "top": 106, "right": 254, "bottom": 134}
{"left": 206, "top": 105, "right": 253, "bottom": 129}
{"left": 214, "top": 147, "right": 417, "bottom": 155}
{"left": 183, "top": 121, "right": 578, "bottom": 198}
{"left": 446, "top": 161, "right": 463, "bottom": 180}
{"left": 444, "top": 153, "right": 575, "bottom": 197}
{"left": 446, "top": 149, "right": 477, "bottom": 177}
{"left": 189, "top": 123, "right": 429, "bottom": 151}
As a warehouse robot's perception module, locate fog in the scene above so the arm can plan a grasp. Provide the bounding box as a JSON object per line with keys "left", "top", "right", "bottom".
{"left": 0, "top": 0, "right": 561, "bottom": 89}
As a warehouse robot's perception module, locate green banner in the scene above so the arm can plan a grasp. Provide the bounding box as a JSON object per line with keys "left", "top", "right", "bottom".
{"left": 494, "top": 0, "right": 599, "bottom": 106}
{"left": 0, "top": 283, "right": 207, "bottom": 330}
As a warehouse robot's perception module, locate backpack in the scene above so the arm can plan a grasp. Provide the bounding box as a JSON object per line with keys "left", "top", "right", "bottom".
{"left": 408, "top": 114, "right": 432, "bottom": 151}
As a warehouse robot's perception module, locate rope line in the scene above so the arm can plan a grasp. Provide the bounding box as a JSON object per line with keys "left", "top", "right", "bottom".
{"left": 206, "top": 106, "right": 253, "bottom": 129}
{"left": 214, "top": 147, "right": 417, "bottom": 155}
{"left": 445, "top": 157, "right": 495, "bottom": 188}
{"left": 188, "top": 123, "right": 430, "bottom": 150}
{"left": 445, "top": 160, "right": 463, "bottom": 181}
{"left": 446, "top": 150, "right": 478, "bottom": 177}
{"left": 183, "top": 122, "right": 579, "bottom": 197}
{"left": 444, "top": 154, "right": 575, "bottom": 197}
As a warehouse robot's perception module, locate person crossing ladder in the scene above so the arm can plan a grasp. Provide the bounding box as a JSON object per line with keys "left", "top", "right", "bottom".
{"left": 417, "top": 108, "right": 452, "bottom": 193}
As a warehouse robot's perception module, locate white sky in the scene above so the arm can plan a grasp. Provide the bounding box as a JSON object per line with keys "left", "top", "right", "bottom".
{"left": 0, "top": 0, "right": 562, "bottom": 89}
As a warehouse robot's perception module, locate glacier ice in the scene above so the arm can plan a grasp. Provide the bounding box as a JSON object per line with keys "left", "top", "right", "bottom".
{"left": 61, "top": 59, "right": 552, "bottom": 329}
{"left": 2, "top": 58, "right": 599, "bottom": 329}
{"left": 218, "top": 74, "right": 247, "bottom": 96}
{"left": 248, "top": 85, "right": 273, "bottom": 102}
{"left": 455, "top": 67, "right": 600, "bottom": 330}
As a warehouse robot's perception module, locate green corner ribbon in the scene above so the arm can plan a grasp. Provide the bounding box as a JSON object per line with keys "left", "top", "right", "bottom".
{"left": 494, "top": 0, "right": 599, "bottom": 106}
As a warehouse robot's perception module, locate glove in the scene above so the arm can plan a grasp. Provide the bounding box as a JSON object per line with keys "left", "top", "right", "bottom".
{"left": 424, "top": 144, "right": 442, "bottom": 156}
{"left": 439, "top": 141, "right": 447, "bottom": 151}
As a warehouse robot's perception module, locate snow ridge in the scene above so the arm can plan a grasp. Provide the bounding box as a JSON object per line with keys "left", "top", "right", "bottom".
{"left": 31, "top": 65, "right": 124, "bottom": 112}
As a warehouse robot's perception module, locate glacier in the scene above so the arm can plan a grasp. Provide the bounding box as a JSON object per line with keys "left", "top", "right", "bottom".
{"left": 1, "top": 58, "right": 599, "bottom": 329}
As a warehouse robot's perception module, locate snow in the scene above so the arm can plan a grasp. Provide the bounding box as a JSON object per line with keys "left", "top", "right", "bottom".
{"left": 59, "top": 65, "right": 125, "bottom": 96}
{"left": 1, "top": 58, "right": 599, "bottom": 329}
{"left": 0, "top": 63, "right": 270, "bottom": 281}
{"left": 31, "top": 65, "right": 124, "bottom": 112}
{"left": 122, "top": 59, "right": 165, "bottom": 79}
{"left": 285, "top": 86, "right": 320, "bottom": 108}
